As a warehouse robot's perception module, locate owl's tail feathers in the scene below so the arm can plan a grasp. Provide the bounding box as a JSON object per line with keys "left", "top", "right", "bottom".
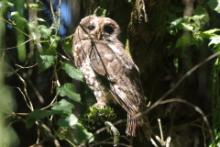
{"left": 126, "top": 114, "right": 152, "bottom": 138}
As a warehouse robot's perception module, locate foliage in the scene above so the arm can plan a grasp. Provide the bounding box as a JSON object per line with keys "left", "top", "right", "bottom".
{"left": 168, "top": 0, "right": 220, "bottom": 146}
{"left": 209, "top": 129, "right": 220, "bottom": 147}
{"left": 1, "top": 0, "right": 220, "bottom": 146}
{"left": 0, "top": 1, "right": 18, "bottom": 146}
{"left": 82, "top": 106, "right": 117, "bottom": 131}
{"left": 1, "top": 0, "right": 95, "bottom": 146}
{"left": 0, "top": 62, "right": 19, "bottom": 146}
{"left": 169, "top": 7, "right": 209, "bottom": 47}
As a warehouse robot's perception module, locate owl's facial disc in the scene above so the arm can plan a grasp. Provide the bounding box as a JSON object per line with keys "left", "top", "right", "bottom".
{"left": 101, "top": 24, "right": 115, "bottom": 41}
{"left": 86, "top": 21, "right": 101, "bottom": 39}
{"left": 87, "top": 24, "right": 95, "bottom": 31}
{"left": 103, "top": 25, "right": 114, "bottom": 34}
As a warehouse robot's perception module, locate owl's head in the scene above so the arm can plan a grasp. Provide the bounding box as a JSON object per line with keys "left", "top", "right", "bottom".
{"left": 74, "top": 15, "right": 120, "bottom": 42}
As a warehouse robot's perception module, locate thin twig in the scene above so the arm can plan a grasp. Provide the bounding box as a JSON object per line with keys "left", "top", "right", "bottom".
{"left": 105, "top": 121, "right": 120, "bottom": 147}
{"left": 90, "top": 137, "right": 130, "bottom": 147}
{"left": 95, "top": 119, "right": 125, "bottom": 135}
{"left": 154, "top": 98, "right": 212, "bottom": 139}
{"left": 158, "top": 51, "right": 220, "bottom": 102}
{"left": 16, "top": 73, "right": 34, "bottom": 112}
{"left": 140, "top": 0, "right": 148, "bottom": 22}
{"left": 55, "top": 0, "right": 61, "bottom": 35}
{"left": 41, "top": 64, "right": 60, "bottom": 110}
{"left": 0, "top": 18, "right": 30, "bottom": 37}
{"left": 16, "top": 87, "right": 32, "bottom": 110}
{"left": 49, "top": 0, "right": 56, "bottom": 23}
{"left": 28, "top": 79, "right": 45, "bottom": 104}
{"left": 129, "top": 51, "right": 220, "bottom": 127}
{"left": 4, "top": 38, "right": 33, "bottom": 51}
{"left": 11, "top": 112, "right": 29, "bottom": 116}
{"left": 15, "top": 63, "right": 38, "bottom": 69}
{"left": 41, "top": 93, "right": 59, "bottom": 110}
{"left": 158, "top": 118, "right": 164, "bottom": 142}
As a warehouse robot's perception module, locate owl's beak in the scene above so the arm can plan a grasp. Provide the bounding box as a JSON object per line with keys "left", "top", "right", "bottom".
{"left": 94, "top": 28, "right": 102, "bottom": 40}
{"left": 97, "top": 33, "right": 102, "bottom": 40}
{"left": 94, "top": 31, "right": 102, "bottom": 40}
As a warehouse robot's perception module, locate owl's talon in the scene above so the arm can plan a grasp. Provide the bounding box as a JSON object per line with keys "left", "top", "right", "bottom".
{"left": 94, "top": 102, "right": 107, "bottom": 109}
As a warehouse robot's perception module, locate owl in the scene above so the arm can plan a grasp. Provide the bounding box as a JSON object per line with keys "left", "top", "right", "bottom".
{"left": 73, "top": 15, "right": 150, "bottom": 137}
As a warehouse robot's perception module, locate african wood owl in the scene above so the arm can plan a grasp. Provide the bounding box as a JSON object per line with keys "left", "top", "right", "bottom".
{"left": 73, "top": 15, "right": 150, "bottom": 137}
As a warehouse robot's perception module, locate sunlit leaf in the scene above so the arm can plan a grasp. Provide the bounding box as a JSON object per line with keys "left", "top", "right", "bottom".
{"left": 38, "top": 25, "right": 52, "bottom": 39}
{"left": 52, "top": 99, "right": 74, "bottom": 114}
{"left": 95, "top": 7, "right": 107, "bottom": 16}
{"left": 169, "top": 18, "right": 184, "bottom": 35}
{"left": 57, "top": 114, "right": 78, "bottom": 127}
{"left": 202, "top": 29, "right": 220, "bottom": 38}
{"left": 10, "top": 11, "right": 27, "bottom": 23}
{"left": 209, "top": 35, "right": 220, "bottom": 47}
{"left": 73, "top": 123, "right": 94, "bottom": 144}
{"left": 58, "top": 83, "right": 81, "bottom": 102}
{"left": 62, "top": 63, "right": 83, "bottom": 81}
{"left": 68, "top": 114, "right": 78, "bottom": 126}
{"left": 193, "top": 6, "right": 209, "bottom": 24}
{"left": 49, "top": 35, "right": 60, "bottom": 49}
{"left": 37, "top": 18, "right": 45, "bottom": 22}
{"left": 27, "top": 3, "right": 40, "bottom": 9}
{"left": 208, "top": 0, "right": 220, "bottom": 13}
{"left": 39, "top": 55, "right": 56, "bottom": 70}
{"left": 182, "top": 23, "right": 194, "bottom": 31}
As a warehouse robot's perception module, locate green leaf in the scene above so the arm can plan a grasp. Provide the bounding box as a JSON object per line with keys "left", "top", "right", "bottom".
{"left": 39, "top": 55, "right": 56, "bottom": 70}
{"left": 62, "top": 63, "right": 83, "bottom": 81}
{"left": 27, "top": 2, "right": 40, "bottom": 9}
{"left": 73, "top": 123, "right": 94, "bottom": 144}
{"left": 63, "top": 38, "right": 72, "bottom": 54}
{"left": 202, "top": 29, "right": 220, "bottom": 38}
{"left": 11, "top": 11, "right": 27, "bottom": 24}
{"left": 68, "top": 114, "right": 78, "bottom": 126}
{"left": 26, "top": 110, "right": 55, "bottom": 127}
{"left": 182, "top": 23, "right": 194, "bottom": 31}
{"left": 169, "top": 18, "right": 184, "bottom": 35}
{"left": 209, "top": 35, "right": 220, "bottom": 47}
{"left": 52, "top": 99, "right": 74, "bottom": 114}
{"left": 49, "top": 35, "right": 60, "bottom": 49}
{"left": 56, "top": 123, "right": 94, "bottom": 145}
{"left": 58, "top": 83, "right": 81, "bottom": 102}
{"left": 38, "top": 25, "right": 52, "bottom": 39}
{"left": 193, "top": 6, "right": 209, "bottom": 23}
{"left": 176, "top": 33, "right": 194, "bottom": 48}
{"left": 94, "top": 6, "right": 107, "bottom": 16}
{"left": 57, "top": 114, "right": 78, "bottom": 127}
{"left": 208, "top": 0, "right": 220, "bottom": 13}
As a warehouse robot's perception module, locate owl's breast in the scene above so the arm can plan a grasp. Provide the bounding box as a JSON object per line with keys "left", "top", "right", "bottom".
{"left": 80, "top": 57, "right": 97, "bottom": 86}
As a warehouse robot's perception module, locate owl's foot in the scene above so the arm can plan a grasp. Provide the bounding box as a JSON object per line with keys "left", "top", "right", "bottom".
{"left": 94, "top": 102, "right": 107, "bottom": 109}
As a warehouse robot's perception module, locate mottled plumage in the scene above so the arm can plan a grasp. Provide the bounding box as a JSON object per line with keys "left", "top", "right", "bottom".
{"left": 73, "top": 15, "right": 150, "bottom": 136}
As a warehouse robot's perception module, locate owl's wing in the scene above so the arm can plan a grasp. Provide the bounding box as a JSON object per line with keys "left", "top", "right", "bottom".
{"left": 90, "top": 41, "right": 144, "bottom": 114}
{"left": 90, "top": 41, "right": 139, "bottom": 77}
{"left": 89, "top": 42, "right": 108, "bottom": 76}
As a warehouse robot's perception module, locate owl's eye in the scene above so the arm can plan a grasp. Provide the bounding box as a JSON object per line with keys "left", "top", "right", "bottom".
{"left": 87, "top": 24, "right": 95, "bottom": 31}
{"left": 103, "top": 25, "right": 114, "bottom": 34}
